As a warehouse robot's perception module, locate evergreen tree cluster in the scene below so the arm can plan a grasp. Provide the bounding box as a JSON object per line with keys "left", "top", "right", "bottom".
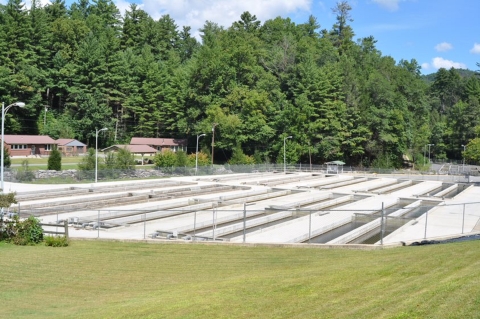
{"left": 1, "top": 0, "right": 479, "bottom": 167}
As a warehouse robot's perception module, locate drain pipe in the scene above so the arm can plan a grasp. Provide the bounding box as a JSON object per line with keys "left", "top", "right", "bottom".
{"left": 193, "top": 211, "right": 197, "bottom": 242}
{"left": 424, "top": 209, "right": 428, "bottom": 239}
{"left": 97, "top": 210, "right": 100, "bottom": 239}
{"left": 212, "top": 206, "right": 216, "bottom": 241}
{"left": 242, "top": 203, "right": 255, "bottom": 243}
{"left": 243, "top": 203, "right": 246, "bottom": 243}
{"left": 380, "top": 202, "right": 384, "bottom": 245}
{"left": 308, "top": 210, "right": 312, "bottom": 244}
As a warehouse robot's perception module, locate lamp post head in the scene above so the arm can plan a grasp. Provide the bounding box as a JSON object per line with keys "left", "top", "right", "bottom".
{"left": 199, "top": 133, "right": 206, "bottom": 137}
{"left": 15, "top": 102, "right": 25, "bottom": 108}
{"left": 98, "top": 127, "right": 108, "bottom": 133}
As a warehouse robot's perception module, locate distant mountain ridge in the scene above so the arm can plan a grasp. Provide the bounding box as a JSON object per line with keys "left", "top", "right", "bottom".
{"left": 422, "top": 68, "right": 478, "bottom": 83}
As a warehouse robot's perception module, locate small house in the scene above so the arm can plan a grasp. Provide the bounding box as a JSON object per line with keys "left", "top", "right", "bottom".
{"left": 2, "top": 135, "right": 56, "bottom": 156}
{"left": 56, "top": 138, "right": 87, "bottom": 156}
{"left": 130, "top": 137, "right": 187, "bottom": 153}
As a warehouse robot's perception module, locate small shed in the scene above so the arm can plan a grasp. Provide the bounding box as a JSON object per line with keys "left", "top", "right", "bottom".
{"left": 56, "top": 138, "right": 87, "bottom": 156}
{"left": 101, "top": 144, "right": 158, "bottom": 165}
{"left": 326, "top": 160, "right": 345, "bottom": 174}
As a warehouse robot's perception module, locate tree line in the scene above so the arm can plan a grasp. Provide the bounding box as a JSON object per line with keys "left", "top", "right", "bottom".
{"left": 1, "top": 0, "right": 479, "bottom": 167}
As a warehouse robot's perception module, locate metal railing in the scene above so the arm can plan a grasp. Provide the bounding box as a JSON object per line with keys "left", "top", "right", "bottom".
{"left": 15, "top": 201, "right": 480, "bottom": 246}
{"left": 6, "top": 163, "right": 479, "bottom": 184}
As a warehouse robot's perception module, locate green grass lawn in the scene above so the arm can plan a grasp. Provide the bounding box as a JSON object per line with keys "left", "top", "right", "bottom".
{"left": 11, "top": 156, "right": 154, "bottom": 170}
{"left": 11, "top": 157, "right": 83, "bottom": 165}
{"left": 1, "top": 240, "right": 479, "bottom": 319}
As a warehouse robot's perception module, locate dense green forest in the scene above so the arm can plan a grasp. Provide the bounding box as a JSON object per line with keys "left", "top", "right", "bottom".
{"left": 1, "top": 0, "right": 479, "bottom": 167}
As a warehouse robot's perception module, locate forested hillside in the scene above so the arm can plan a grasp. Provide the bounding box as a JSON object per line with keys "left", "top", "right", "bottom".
{"left": 1, "top": 0, "right": 479, "bottom": 167}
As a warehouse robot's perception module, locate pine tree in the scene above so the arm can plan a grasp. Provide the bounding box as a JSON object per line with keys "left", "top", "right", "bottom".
{"left": 47, "top": 145, "right": 62, "bottom": 171}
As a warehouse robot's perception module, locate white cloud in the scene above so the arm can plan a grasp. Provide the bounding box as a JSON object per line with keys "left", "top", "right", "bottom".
{"left": 136, "top": 0, "right": 311, "bottom": 37}
{"left": 470, "top": 43, "right": 480, "bottom": 54}
{"left": 372, "top": 0, "right": 403, "bottom": 11}
{"left": 115, "top": 0, "right": 137, "bottom": 16}
{"left": 434, "top": 42, "right": 452, "bottom": 52}
{"left": 421, "top": 62, "right": 431, "bottom": 70}
{"left": 431, "top": 57, "right": 466, "bottom": 69}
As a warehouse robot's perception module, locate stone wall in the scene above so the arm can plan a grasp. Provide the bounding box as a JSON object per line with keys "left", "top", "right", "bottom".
{"left": 33, "top": 169, "right": 167, "bottom": 180}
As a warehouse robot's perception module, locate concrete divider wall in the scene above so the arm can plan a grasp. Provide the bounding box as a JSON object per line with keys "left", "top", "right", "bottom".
{"left": 16, "top": 187, "right": 90, "bottom": 201}
{"left": 433, "top": 184, "right": 458, "bottom": 198}
{"left": 295, "top": 175, "right": 353, "bottom": 188}
{"left": 320, "top": 177, "right": 368, "bottom": 189}
{"left": 373, "top": 180, "right": 412, "bottom": 194}
{"left": 196, "top": 211, "right": 293, "bottom": 238}
{"left": 326, "top": 218, "right": 379, "bottom": 245}
{"left": 287, "top": 216, "right": 353, "bottom": 243}
{"left": 352, "top": 178, "right": 399, "bottom": 193}
{"left": 22, "top": 194, "right": 150, "bottom": 215}
{"left": 231, "top": 190, "right": 291, "bottom": 203}
{"left": 301, "top": 195, "right": 354, "bottom": 211}
{"left": 21, "top": 193, "right": 129, "bottom": 210}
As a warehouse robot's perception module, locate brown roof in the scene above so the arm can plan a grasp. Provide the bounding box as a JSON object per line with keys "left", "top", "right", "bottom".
{"left": 56, "top": 139, "right": 87, "bottom": 147}
{"left": 55, "top": 139, "right": 74, "bottom": 145}
{"left": 3, "top": 135, "right": 56, "bottom": 144}
{"left": 101, "top": 144, "right": 158, "bottom": 154}
{"left": 130, "top": 137, "right": 187, "bottom": 146}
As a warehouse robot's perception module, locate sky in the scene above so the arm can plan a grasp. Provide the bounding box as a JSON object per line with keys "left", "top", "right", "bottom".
{"left": 17, "top": 0, "right": 480, "bottom": 74}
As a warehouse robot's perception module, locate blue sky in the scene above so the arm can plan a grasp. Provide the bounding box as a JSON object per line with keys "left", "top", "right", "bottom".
{"left": 18, "top": 0, "right": 480, "bottom": 74}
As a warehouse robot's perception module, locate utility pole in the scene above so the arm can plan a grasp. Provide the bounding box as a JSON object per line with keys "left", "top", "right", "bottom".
{"left": 44, "top": 106, "right": 48, "bottom": 126}
{"left": 211, "top": 123, "right": 217, "bottom": 165}
{"left": 427, "top": 144, "right": 434, "bottom": 164}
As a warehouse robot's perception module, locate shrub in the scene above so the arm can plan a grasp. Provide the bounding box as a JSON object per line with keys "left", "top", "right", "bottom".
{"left": 0, "top": 192, "right": 18, "bottom": 240}
{"left": 4, "top": 215, "right": 44, "bottom": 245}
{"left": 104, "top": 151, "right": 116, "bottom": 169}
{"left": 228, "top": 145, "right": 255, "bottom": 165}
{"left": 48, "top": 145, "right": 62, "bottom": 171}
{"left": 115, "top": 147, "right": 135, "bottom": 170}
{"left": 78, "top": 148, "right": 96, "bottom": 171}
{"left": 3, "top": 146, "right": 11, "bottom": 168}
{"left": 176, "top": 150, "right": 188, "bottom": 167}
{"left": 187, "top": 151, "right": 209, "bottom": 167}
{"left": 45, "top": 235, "right": 69, "bottom": 247}
{"left": 15, "top": 160, "right": 35, "bottom": 182}
{"left": 154, "top": 150, "right": 177, "bottom": 173}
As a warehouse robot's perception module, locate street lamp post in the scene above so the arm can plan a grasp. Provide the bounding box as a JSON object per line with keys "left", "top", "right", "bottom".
{"left": 423, "top": 145, "right": 426, "bottom": 166}
{"left": 1, "top": 102, "right": 25, "bottom": 192}
{"left": 211, "top": 123, "right": 217, "bottom": 166}
{"left": 44, "top": 106, "right": 48, "bottom": 126}
{"left": 283, "top": 136, "right": 292, "bottom": 173}
{"left": 427, "top": 144, "right": 434, "bottom": 164}
{"left": 462, "top": 144, "right": 466, "bottom": 172}
{"left": 95, "top": 128, "right": 108, "bottom": 183}
{"left": 196, "top": 133, "right": 206, "bottom": 175}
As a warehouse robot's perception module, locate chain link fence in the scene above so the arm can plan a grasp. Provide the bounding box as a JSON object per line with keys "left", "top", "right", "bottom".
{"left": 4, "top": 163, "right": 478, "bottom": 184}
{"left": 12, "top": 201, "right": 479, "bottom": 245}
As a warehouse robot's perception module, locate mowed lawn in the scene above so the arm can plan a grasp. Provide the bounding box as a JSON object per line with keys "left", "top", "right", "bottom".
{"left": 11, "top": 156, "right": 154, "bottom": 170}
{"left": 11, "top": 156, "right": 82, "bottom": 170}
{"left": 1, "top": 240, "right": 480, "bottom": 319}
